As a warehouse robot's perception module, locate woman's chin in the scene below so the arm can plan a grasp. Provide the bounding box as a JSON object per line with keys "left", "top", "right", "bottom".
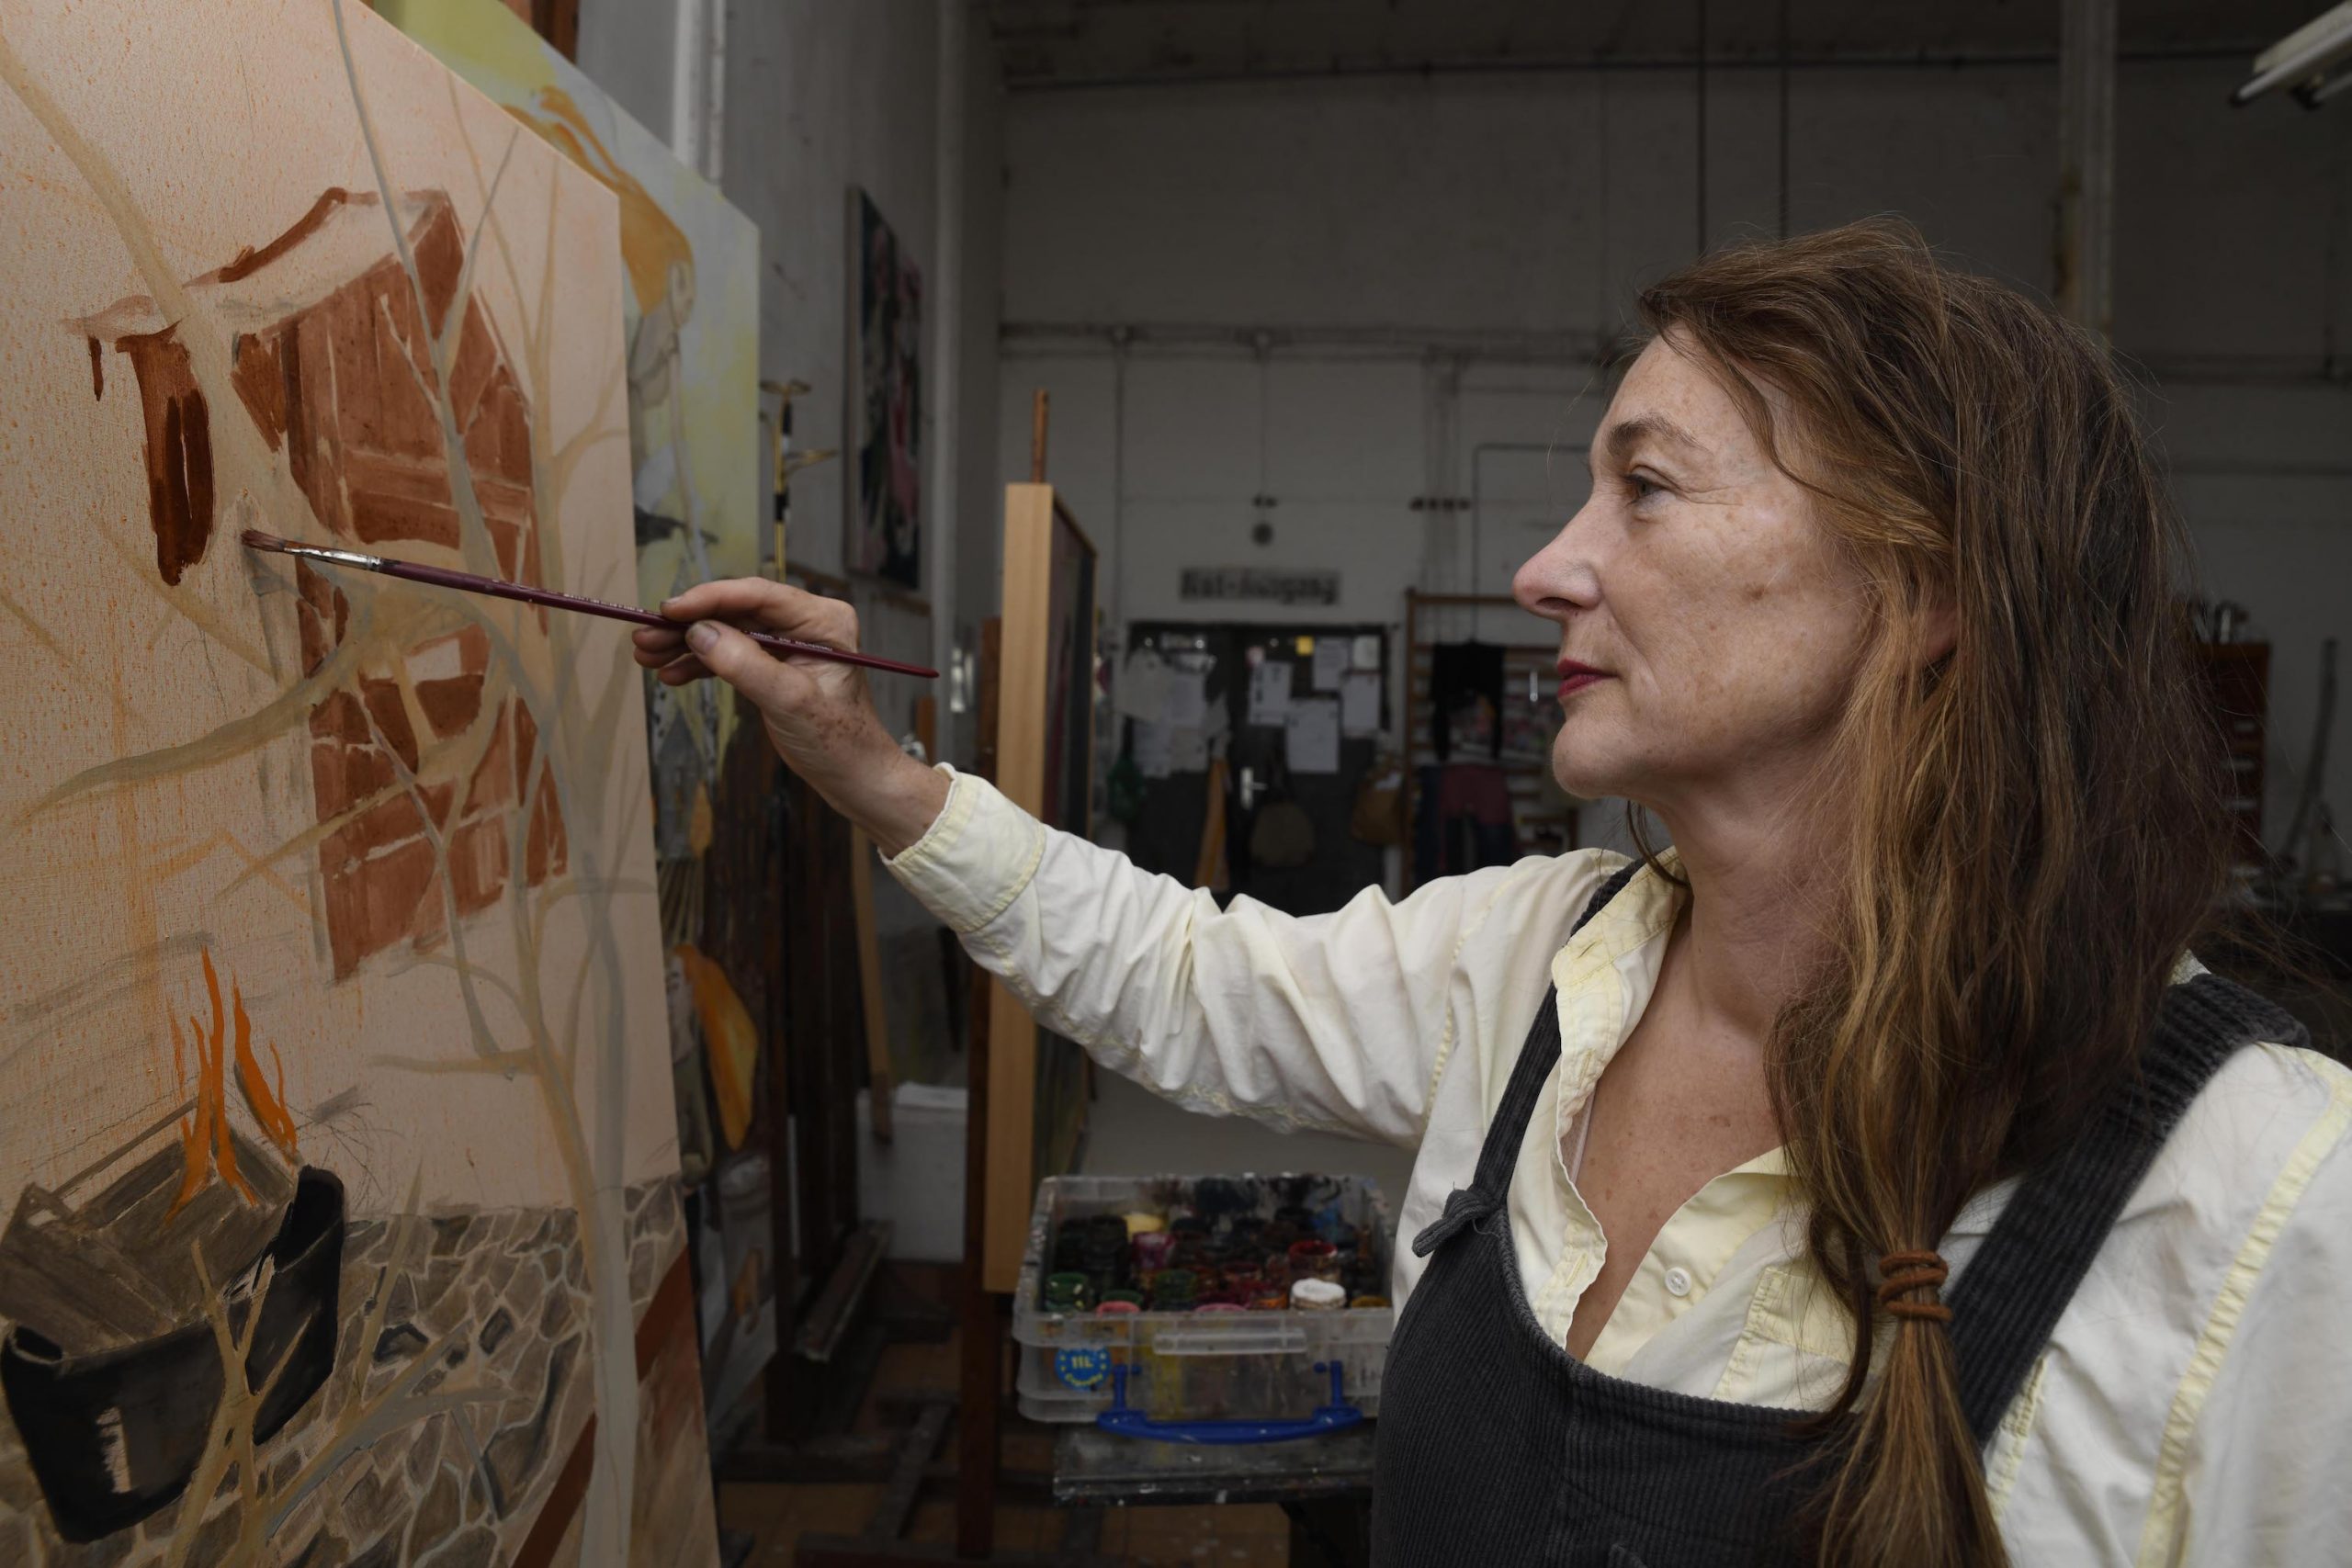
{"left": 1550, "top": 762, "right": 1623, "bottom": 803}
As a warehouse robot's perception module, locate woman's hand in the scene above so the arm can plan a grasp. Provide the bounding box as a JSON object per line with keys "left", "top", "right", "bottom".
{"left": 629, "top": 579, "right": 949, "bottom": 856}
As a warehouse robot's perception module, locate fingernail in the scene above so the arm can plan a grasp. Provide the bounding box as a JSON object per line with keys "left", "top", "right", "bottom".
{"left": 686, "top": 622, "right": 718, "bottom": 653}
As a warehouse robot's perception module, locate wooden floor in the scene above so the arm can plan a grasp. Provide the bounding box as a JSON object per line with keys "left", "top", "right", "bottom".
{"left": 718, "top": 1337, "right": 1294, "bottom": 1566}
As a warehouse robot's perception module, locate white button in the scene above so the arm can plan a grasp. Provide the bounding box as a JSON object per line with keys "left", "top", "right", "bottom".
{"left": 1663, "top": 1267, "right": 1693, "bottom": 1298}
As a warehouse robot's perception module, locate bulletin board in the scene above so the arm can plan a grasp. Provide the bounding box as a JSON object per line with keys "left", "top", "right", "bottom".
{"left": 1121, "top": 622, "right": 1393, "bottom": 918}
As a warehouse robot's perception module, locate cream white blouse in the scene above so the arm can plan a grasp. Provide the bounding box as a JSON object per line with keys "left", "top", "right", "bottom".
{"left": 885, "top": 764, "right": 2352, "bottom": 1566}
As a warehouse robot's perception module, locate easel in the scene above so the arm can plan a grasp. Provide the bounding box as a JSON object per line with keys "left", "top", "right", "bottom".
{"left": 712, "top": 395, "right": 959, "bottom": 1545}
{"left": 794, "top": 394, "right": 1113, "bottom": 1565}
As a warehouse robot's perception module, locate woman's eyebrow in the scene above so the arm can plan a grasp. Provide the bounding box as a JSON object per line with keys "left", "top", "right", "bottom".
{"left": 1585, "top": 412, "right": 1712, "bottom": 480}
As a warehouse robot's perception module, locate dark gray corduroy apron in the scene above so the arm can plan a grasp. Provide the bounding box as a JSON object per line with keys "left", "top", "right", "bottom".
{"left": 1370, "top": 863, "right": 2307, "bottom": 1566}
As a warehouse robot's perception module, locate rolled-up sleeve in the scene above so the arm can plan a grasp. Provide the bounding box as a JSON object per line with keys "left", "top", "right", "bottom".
{"left": 2161, "top": 1059, "right": 2352, "bottom": 1565}
{"left": 882, "top": 763, "right": 1520, "bottom": 1146}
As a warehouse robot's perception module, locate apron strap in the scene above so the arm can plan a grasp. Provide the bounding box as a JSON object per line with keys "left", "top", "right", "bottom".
{"left": 1412, "top": 859, "right": 1645, "bottom": 1258}
{"left": 1945, "top": 971, "right": 2308, "bottom": 1445}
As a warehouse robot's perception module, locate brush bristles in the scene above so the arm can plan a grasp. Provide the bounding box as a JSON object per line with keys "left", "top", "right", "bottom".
{"left": 240, "top": 529, "right": 290, "bottom": 553}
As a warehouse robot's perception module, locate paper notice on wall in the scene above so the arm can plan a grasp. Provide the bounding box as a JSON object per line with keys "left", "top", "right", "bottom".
{"left": 1351, "top": 634, "right": 1383, "bottom": 672}
{"left": 1166, "top": 670, "right": 1208, "bottom": 729}
{"left": 1117, "top": 649, "right": 1173, "bottom": 721}
{"left": 1133, "top": 718, "right": 1174, "bottom": 779}
{"left": 1169, "top": 727, "right": 1209, "bottom": 772}
{"left": 1311, "top": 637, "right": 1352, "bottom": 692}
{"left": 1285, "top": 696, "right": 1341, "bottom": 774}
{"left": 1249, "top": 661, "right": 1295, "bottom": 727}
{"left": 1340, "top": 670, "right": 1384, "bottom": 737}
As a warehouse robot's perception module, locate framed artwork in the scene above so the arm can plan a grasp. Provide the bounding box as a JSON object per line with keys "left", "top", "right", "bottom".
{"left": 846, "top": 189, "right": 922, "bottom": 591}
{"left": 0, "top": 3, "right": 714, "bottom": 1563}
{"left": 379, "top": 0, "right": 777, "bottom": 1435}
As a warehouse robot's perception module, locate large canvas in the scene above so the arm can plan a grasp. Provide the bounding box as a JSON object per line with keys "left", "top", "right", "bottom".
{"left": 0, "top": 4, "right": 717, "bottom": 1565}
{"left": 848, "top": 190, "right": 922, "bottom": 591}
{"left": 378, "top": 0, "right": 777, "bottom": 1437}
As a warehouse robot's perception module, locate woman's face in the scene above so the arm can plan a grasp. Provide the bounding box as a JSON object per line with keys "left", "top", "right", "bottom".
{"left": 1513, "top": 334, "right": 1874, "bottom": 818}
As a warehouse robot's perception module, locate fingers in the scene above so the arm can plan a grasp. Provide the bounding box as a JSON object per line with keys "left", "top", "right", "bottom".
{"left": 679, "top": 619, "right": 801, "bottom": 712}
{"left": 657, "top": 579, "right": 859, "bottom": 649}
{"left": 631, "top": 622, "right": 692, "bottom": 668}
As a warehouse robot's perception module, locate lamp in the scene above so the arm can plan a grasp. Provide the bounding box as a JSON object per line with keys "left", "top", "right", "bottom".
{"left": 2232, "top": 1, "right": 2352, "bottom": 107}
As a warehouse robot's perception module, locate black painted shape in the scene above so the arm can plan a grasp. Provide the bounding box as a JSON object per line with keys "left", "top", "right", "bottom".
{"left": 0, "top": 1168, "right": 345, "bottom": 1543}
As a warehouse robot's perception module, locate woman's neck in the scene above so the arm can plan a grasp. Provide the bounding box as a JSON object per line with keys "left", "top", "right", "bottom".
{"left": 1648, "top": 796, "right": 1842, "bottom": 1048}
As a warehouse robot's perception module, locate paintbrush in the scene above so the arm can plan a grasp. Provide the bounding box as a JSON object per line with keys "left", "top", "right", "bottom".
{"left": 240, "top": 531, "right": 939, "bottom": 679}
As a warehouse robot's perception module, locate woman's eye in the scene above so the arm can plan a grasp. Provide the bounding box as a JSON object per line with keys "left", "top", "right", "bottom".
{"left": 1627, "top": 472, "right": 1663, "bottom": 502}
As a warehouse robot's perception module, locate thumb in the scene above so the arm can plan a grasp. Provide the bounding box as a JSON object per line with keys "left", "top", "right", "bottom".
{"left": 685, "top": 620, "right": 800, "bottom": 713}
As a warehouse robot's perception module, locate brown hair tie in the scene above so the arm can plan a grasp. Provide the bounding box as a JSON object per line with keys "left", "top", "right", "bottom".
{"left": 1876, "top": 1249, "right": 1953, "bottom": 1325}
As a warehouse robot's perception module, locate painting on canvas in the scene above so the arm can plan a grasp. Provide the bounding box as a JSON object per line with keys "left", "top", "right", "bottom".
{"left": 848, "top": 190, "right": 922, "bottom": 592}
{"left": 0, "top": 2, "right": 716, "bottom": 1563}
{"left": 379, "top": 0, "right": 779, "bottom": 1435}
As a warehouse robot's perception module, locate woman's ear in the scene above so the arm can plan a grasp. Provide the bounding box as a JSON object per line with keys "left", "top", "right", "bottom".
{"left": 1920, "top": 593, "right": 1958, "bottom": 667}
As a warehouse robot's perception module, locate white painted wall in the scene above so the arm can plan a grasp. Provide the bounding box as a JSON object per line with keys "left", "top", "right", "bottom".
{"left": 571, "top": 0, "right": 1006, "bottom": 754}
{"left": 718, "top": 0, "right": 939, "bottom": 594}
{"left": 998, "top": 61, "right": 2352, "bottom": 852}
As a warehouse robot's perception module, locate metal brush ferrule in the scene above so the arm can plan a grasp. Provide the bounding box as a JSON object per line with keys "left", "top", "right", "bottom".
{"left": 281, "top": 542, "right": 385, "bottom": 570}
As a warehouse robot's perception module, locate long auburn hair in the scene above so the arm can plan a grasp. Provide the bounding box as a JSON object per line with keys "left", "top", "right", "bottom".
{"left": 1628, "top": 221, "right": 2232, "bottom": 1567}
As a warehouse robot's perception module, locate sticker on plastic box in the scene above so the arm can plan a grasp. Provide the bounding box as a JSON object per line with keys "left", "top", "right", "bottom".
{"left": 1055, "top": 1347, "right": 1112, "bottom": 1391}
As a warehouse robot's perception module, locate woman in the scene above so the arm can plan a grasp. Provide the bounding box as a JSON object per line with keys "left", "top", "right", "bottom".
{"left": 636, "top": 223, "right": 2351, "bottom": 1566}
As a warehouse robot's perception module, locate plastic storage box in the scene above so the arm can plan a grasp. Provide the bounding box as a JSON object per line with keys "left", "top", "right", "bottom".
{"left": 1011, "top": 1173, "right": 1397, "bottom": 1438}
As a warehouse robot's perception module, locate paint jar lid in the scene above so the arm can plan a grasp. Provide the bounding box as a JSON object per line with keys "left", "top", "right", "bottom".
{"left": 1291, "top": 1278, "right": 1346, "bottom": 1311}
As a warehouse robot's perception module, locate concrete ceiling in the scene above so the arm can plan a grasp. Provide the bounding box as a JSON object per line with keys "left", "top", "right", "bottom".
{"left": 988, "top": 0, "right": 2320, "bottom": 88}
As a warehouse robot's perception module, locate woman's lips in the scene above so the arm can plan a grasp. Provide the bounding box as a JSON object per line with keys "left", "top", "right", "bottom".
{"left": 1557, "top": 661, "right": 1610, "bottom": 701}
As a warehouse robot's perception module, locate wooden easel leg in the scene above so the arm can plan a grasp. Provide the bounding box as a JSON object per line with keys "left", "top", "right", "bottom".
{"left": 957, "top": 958, "right": 1001, "bottom": 1557}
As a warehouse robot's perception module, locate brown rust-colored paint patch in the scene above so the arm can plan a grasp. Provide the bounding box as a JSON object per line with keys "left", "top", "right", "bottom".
{"left": 508, "top": 1256, "right": 699, "bottom": 1568}
{"left": 114, "top": 324, "right": 214, "bottom": 586}
{"left": 358, "top": 678, "right": 422, "bottom": 772}
{"left": 635, "top": 1251, "right": 695, "bottom": 1382}
{"left": 512, "top": 1414, "right": 598, "bottom": 1568}
{"left": 202, "top": 188, "right": 572, "bottom": 977}
{"left": 205, "top": 186, "right": 356, "bottom": 285}
{"left": 86, "top": 333, "right": 102, "bottom": 399}
{"left": 229, "top": 332, "right": 286, "bottom": 453}
{"left": 416, "top": 672, "right": 485, "bottom": 738}
{"left": 411, "top": 186, "right": 464, "bottom": 340}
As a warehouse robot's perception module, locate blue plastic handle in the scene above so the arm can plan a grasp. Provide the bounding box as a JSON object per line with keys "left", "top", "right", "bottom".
{"left": 1093, "top": 1359, "right": 1365, "bottom": 1446}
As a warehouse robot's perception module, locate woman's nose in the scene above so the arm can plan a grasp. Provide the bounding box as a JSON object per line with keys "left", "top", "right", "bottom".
{"left": 1513, "top": 514, "right": 1600, "bottom": 622}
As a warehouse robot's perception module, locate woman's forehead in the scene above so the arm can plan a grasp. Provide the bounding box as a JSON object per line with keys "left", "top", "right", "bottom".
{"left": 1603, "top": 341, "right": 1761, "bottom": 461}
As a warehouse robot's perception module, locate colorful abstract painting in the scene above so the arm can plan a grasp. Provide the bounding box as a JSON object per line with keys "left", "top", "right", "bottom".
{"left": 0, "top": 3, "right": 716, "bottom": 1564}
{"left": 850, "top": 190, "right": 922, "bottom": 591}
{"left": 376, "top": 0, "right": 779, "bottom": 1428}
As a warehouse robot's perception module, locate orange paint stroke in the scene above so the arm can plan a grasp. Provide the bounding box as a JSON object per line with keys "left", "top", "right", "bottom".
{"left": 202, "top": 948, "right": 226, "bottom": 1060}
{"left": 165, "top": 949, "right": 284, "bottom": 1220}
{"left": 165, "top": 1012, "right": 215, "bottom": 1222}
{"left": 231, "top": 980, "right": 300, "bottom": 1157}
